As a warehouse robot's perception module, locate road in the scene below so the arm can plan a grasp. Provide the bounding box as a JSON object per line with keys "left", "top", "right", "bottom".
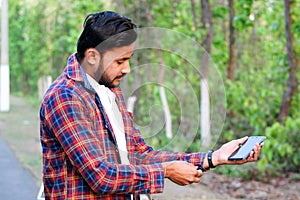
{"left": 0, "top": 136, "right": 39, "bottom": 200}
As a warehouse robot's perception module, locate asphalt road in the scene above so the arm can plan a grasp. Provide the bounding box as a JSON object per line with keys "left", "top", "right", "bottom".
{"left": 0, "top": 137, "right": 39, "bottom": 200}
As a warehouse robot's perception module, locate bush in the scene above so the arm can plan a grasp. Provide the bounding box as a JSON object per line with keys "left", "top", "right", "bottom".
{"left": 258, "top": 117, "right": 300, "bottom": 175}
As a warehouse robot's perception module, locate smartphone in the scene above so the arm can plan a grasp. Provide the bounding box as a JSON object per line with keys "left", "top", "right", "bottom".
{"left": 228, "top": 136, "right": 266, "bottom": 161}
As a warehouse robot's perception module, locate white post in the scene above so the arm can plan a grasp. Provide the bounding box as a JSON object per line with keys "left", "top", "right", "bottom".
{"left": 0, "top": 0, "right": 10, "bottom": 112}
{"left": 159, "top": 86, "right": 172, "bottom": 139}
{"left": 201, "top": 78, "right": 211, "bottom": 149}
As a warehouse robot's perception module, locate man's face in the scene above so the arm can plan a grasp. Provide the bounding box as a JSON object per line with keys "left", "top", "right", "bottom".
{"left": 98, "top": 43, "right": 135, "bottom": 88}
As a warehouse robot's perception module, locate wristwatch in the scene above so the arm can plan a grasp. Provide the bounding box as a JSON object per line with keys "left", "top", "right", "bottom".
{"left": 207, "top": 150, "right": 215, "bottom": 168}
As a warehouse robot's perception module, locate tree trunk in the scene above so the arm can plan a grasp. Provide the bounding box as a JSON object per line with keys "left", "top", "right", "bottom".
{"left": 190, "top": 0, "right": 198, "bottom": 31}
{"left": 222, "top": 0, "right": 228, "bottom": 43}
{"left": 277, "top": 0, "right": 299, "bottom": 122}
{"left": 0, "top": 0, "right": 10, "bottom": 112}
{"left": 200, "top": 0, "right": 213, "bottom": 149}
{"left": 227, "top": 0, "right": 235, "bottom": 80}
{"left": 127, "top": 96, "right": 137, "bottom": 114}
{"left": 158, "top": 50, "right": 172, "bottom": 139}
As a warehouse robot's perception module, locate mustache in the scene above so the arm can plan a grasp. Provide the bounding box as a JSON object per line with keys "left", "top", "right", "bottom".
{"left": 115, "top": 73, "right": 127, "bottom": 79}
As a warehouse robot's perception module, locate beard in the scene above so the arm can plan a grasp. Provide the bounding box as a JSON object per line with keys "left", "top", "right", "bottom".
{"left": 96, "top": 58, "right": 126, "bottom": 88}
{"left": 95, "top": 59, "right": 116, "bottom": 88}
{"left": 98, "top": 72, "right": 115, "bottom": 88}
{"left": 99, "top": 71, "right": 126, "bottom": 88}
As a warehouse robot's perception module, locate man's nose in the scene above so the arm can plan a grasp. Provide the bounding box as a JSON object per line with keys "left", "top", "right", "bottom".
{"left": 121, "top": 60, "right": 131, "bottom": 74}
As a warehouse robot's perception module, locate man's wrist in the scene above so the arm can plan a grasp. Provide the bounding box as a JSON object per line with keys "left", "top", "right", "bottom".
{"left": 162, "top": 163, "right": 169, "bottom": 178}
{"left": 212, "top": 150, "right": 220, "bottom": 167}
{"left": 207, "top": 150, "right": 215, "bottom": 168}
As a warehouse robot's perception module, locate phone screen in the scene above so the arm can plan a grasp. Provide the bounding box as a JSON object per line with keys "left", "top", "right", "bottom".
{"left": 228, "top": 136, "right": 266, "bottom": 160}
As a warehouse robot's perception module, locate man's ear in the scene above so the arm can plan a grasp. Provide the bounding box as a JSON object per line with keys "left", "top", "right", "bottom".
{"left": 85, "top": 48, "right": 100, "bottom": 65}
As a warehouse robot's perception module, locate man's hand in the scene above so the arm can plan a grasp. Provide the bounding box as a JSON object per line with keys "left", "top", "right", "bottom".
{"left": 162, "top": 161, "right": 203, "bottom": 186}
{"left": 212, "top": 136, "right": 263, "bottom": 166}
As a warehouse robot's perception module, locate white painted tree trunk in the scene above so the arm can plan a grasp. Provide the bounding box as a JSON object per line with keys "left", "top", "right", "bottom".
{"left": 200, "top": 0, "right": 213, "bottom": 149}
{"left": 0, "top": 0, "right": 10, "bottom": 112}
{"left": 127, "top": 95, "right": 137, "bottom": 114}
{"left": 157, "top": 49, "right": 172, "bottom": 139}
{"left": 38, "top": 76, "right": 52, "bottom": 100}
{"left": 201, "top": 78, "right": 210, "bottom": 149}
{"left": 160, "top": 86, "right": 172, "bottom": 139}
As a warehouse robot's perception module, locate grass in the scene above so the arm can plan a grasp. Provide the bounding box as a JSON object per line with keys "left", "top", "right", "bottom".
{"left": 0, "top": 96, "right": 42, "bottom": 185}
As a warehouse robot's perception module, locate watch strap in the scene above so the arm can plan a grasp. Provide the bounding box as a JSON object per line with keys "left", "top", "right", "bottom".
{"left": 207, "top": 150, "right": 215, "bottom": 168}
{"left": 196, "top": 164, "right": 207, "bottom": 172}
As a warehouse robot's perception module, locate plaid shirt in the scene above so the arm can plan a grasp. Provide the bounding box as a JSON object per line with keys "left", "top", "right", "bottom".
{"left": 40, "top": 53, "right": 206, "bottom": 200}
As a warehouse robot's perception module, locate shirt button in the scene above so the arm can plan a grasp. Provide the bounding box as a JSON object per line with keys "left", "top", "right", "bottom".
{"left": 116, "top": 149, "right": 119, "bottom": 153}
{"left": 105, "top": 124, "right": 108, "bottom": 129}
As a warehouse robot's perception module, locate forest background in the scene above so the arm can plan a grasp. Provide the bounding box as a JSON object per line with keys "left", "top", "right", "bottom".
{"left": 4, "top": 0, "right": 300, "bottom": 181}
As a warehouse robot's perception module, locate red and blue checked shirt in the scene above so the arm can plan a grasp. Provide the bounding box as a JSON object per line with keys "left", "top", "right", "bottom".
{"left": 40, "top": 53, "right": 206, "bottom": 200}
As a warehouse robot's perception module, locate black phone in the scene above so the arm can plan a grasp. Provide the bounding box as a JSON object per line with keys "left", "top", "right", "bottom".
{"left": 228, "top": 136, "right": 266, "bottom": 161}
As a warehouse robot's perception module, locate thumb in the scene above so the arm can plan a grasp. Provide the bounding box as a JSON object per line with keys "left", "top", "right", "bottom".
{"left": 237, "top": 136, "right": 248, "bottom": 145}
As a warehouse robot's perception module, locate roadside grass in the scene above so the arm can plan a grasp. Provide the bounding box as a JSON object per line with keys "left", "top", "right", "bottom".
{"left": 0, "top": 96, "right": 42, "bottom": 185}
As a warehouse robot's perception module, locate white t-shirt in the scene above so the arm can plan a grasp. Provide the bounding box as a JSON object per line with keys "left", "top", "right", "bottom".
{"left": 86, "top": 74, "right": 130, "bottom": 165}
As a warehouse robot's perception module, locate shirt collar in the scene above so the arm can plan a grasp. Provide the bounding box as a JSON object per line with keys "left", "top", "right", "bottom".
{"left": 86, "top": 73, "right": 116, "bottom": 104}
{"left": 64, "top": 53, "right": 95, "bottom": 92}
{"left": 64, "top": 53, "right": 122, "bottom": 99}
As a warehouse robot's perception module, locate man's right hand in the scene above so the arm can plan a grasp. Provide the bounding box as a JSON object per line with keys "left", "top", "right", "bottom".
{"left": 162, "top": 161, "right": 203, "bottom": 186}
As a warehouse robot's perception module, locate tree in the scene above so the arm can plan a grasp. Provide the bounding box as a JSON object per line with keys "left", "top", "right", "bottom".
{"left": 158, "top": 49, "right": 172, "bottom": 139}
{"left": 200, "top": 0, "right": 213, "bottom": 149}
{"left": 117, "top": 0, "right": 173, "bottom": 139}
{"left": 227, "top": 0, "right": 235, "bottom": 80}
{"left": 277, "top": 0, "right": 299, "bottom": 122}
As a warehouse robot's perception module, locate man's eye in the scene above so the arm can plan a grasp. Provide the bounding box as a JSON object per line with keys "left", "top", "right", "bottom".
{"left": 117, "top": 61, "right": 123, "bottom": 65}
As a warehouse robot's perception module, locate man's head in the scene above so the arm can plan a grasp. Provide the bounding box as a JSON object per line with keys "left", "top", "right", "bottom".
{"left": 77, "top": 11, "right": 137, "bottom": 60}
{"left": 77, "top": 11, "right": 137, "bottom": 88}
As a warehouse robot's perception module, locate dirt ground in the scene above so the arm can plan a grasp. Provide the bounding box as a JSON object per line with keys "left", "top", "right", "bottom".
{"left": 0, "top": 96, "right": 299, "bottom": 200}
{"left": 153, "top": 171, "right": 300, "bottom": 200}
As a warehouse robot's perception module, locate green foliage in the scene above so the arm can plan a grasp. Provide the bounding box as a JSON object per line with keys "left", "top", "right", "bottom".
{"left": 214, "top": 0, "right": 299, "bottom": 177}
{"left": 7, "top": 0, "right": 300, "bottom": 178}
{"left": 8, "top": 0, "right": 104, "bottom": 95}
{"left": 216, "top": 162, "right": 264, "bottom": 180}
{"left": 224, "top": 62, "right": 285, "bottom": 136}
{"left": 258, "top": 118, "right": 300, "bottom": 174}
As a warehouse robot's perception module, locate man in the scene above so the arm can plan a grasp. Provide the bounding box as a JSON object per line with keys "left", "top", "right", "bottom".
{"left": 40, "top": 11, "right": 262, "bottom": 200}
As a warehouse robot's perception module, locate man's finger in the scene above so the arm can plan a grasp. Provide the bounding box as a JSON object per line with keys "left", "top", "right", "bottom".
{"left": 197, "top": 170, "right": 202, "bottom": 177}
{"left": 194, "top": 177, "right": 201, "bottom": 183}
{"left": 236, "top": 136, "right": 248, "bottom": 144}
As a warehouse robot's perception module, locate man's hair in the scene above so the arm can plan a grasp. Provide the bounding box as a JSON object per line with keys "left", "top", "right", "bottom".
{"left": 77, "top": 11, "right": 137, "bottom": 61}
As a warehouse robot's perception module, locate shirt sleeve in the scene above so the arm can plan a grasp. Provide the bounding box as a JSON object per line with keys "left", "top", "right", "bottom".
{"left": 131, "top": 126, "right": 207, "bottom": 166}
{"left": 111, "top": 86, "right": 207, "bottom": 168}
{"left": 42, "top": 87, "right": 164, "bottom": 195}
